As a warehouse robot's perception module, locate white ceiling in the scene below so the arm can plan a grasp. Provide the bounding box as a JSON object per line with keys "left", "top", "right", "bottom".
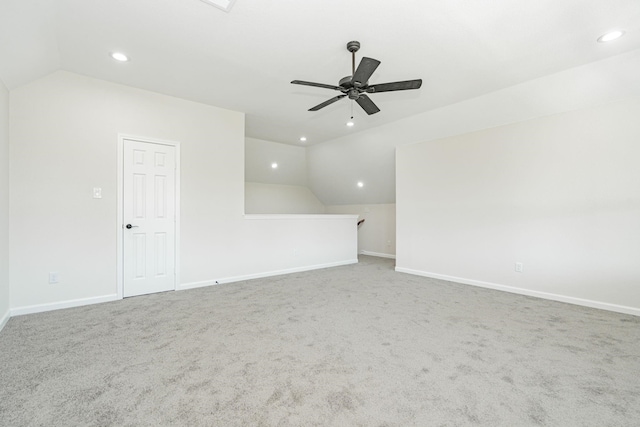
{"left": 1, "top": 0, "right": 639, "bottom": 146}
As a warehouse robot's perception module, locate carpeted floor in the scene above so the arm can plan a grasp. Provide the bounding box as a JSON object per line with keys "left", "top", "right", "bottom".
{"left": 1, "top": 256, "right": 639, "bottom": 426}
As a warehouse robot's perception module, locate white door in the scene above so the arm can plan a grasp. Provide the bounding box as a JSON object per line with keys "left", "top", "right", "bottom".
{"left": 123, "top": 139, "right": 176, "bottom": 297}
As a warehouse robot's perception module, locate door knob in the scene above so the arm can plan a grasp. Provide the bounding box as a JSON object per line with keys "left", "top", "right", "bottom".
{"left": 125, "top": 224, "right": 138, "bottom": 229}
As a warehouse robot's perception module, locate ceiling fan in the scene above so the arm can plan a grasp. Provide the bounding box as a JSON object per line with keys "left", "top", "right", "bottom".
{"left": 291, "top": 41, "right": 422, "bottom": 115}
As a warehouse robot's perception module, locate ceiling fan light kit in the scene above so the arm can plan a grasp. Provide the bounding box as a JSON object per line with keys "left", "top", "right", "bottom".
{"left": 291, "top": 41, "right": 422, "bottom": 115}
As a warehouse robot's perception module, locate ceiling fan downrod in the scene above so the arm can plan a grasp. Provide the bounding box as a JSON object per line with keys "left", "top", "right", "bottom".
{"left": 347, "top": 40, "right": 360, "bottom": 76}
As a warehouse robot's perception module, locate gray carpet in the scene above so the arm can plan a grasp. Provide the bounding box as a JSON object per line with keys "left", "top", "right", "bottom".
{"left": 1, "top": 256, "right": 639, "bottom": 426}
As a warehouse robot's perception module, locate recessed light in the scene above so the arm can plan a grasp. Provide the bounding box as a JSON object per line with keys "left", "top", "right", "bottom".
{"left": 347, "top": 121, "right": 355, "bottom": 127}
{"left": 200, "top": 0, "right": 236, "bottom": 12}
{"left": 597, "top": 30, "right": 625, "bottom": 43}
{"left": 299, "top": 137, "right": 307, "bottom": 142}
{"left": 271, "top": 162, "right": 278, "bottom": 169}
{"left": 357, "top": 181, "right": 364, "bottom": 188}
{"left": 110, "top": 52, "right": 129, "bottom": 62}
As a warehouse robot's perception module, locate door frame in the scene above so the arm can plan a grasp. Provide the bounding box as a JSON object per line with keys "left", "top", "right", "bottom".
{"left": 117, "top": 134, "right": 181, "bottom": 299}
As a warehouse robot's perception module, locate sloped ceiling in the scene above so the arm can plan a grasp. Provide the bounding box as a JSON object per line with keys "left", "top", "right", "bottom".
{"left": 1, "top": 0, "right": 640, "bottom": 206}
{"left": 1, "top": 0, "right": 639, "bottom": 147}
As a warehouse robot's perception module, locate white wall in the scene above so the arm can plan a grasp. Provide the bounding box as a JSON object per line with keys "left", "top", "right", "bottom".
{"left": 245, "top": 137, "right": 308, "bottom": 186}
{"left": 9, "top": 71, "right": 356, "bottom": 313}
{"left": 245, "top": 182, "right": 325, "bottom": 214}
{"left": 0, "top": 80, "right": 9, "bottom": 329}
{"left": 325, "top": 204, "right": 396, "bottom": 258}
{"left": 396, "top": 97, "right": 640, "bottom": 315}
{"left": 244, "top": 137, "right": 325, "bottom": 213}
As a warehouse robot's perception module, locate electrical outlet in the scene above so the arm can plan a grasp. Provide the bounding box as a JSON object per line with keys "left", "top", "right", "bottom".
{"left": 515, "top": 262, "right": 523, "bottom": 273}
{"left": 93, "top": 187, "right": 102, "bottom": 199}
{"left": 49, "top": 272, "right": 59, "bottom": 284}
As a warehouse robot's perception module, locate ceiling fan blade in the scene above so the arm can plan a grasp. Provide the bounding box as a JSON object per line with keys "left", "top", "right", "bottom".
{"left": 291, "top": 80, "right": 342, "bottom": 91}
{"left": 355, "top": 94, "right": 380, "bottom": 115}
{"left": 367, "top": 79, "right": 422, "bottom": 93}
{"left": 352, "top": 57, "right": 381, "bottom": 87}
{"left": 309, "top": 94, "right": 347, "bottom": 111}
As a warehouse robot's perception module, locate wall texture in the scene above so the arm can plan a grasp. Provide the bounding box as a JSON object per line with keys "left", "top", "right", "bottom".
{"left": 325, "top": 204, "right": 396, "bottom": 258}
{"left": 0, "top": 80, "right": 9, "bottom": 329}
{"left": 396, "top": 97, "right": 640, "bottom": 315}
{"left": 9, "top": 71, "right": 356, "bottom": 313}
{"left": 245, "top": 182, "right": 325, "bottom": 214}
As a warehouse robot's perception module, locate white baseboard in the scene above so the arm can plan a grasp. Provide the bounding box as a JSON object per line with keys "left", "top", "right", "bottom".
{"left": 395, "top": 267, "right": 640, "bottom": 317}
{"left": 0, "top": 309, "right": 10, "bottom": 333}
{"left": 360, "top": 251, "right": 396, "bottom": 259}
{"left": 11, "top": 294, "right": 119, "bottom": 317}
{"left": 180, "top": 259, "right": 359, "bottom": 290}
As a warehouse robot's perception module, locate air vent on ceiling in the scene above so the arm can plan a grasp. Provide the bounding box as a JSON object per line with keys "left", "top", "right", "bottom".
{"left": 200, "top": 0, "right": 236, "bottom": 12}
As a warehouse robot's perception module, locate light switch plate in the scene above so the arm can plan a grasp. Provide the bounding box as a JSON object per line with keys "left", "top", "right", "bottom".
{"left": 93, "top": 187, "right": 102, "bottom": 199}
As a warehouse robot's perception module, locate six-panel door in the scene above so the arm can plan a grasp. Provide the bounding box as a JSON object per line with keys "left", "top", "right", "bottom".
{"left": 123, "top": 140, "right": 176, "bottom": 297}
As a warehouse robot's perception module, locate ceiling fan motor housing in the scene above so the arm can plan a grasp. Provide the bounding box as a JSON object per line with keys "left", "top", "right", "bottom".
{"left": 339, "top": 76, "right": 353, "bottom": 88}
{"left": 340, "top": 75, "right": 367, "bottom": 90}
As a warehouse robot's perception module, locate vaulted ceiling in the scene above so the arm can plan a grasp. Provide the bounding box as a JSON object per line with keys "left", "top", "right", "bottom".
{"left": 1, "top": 0, "right": 639, "bottom": 147}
